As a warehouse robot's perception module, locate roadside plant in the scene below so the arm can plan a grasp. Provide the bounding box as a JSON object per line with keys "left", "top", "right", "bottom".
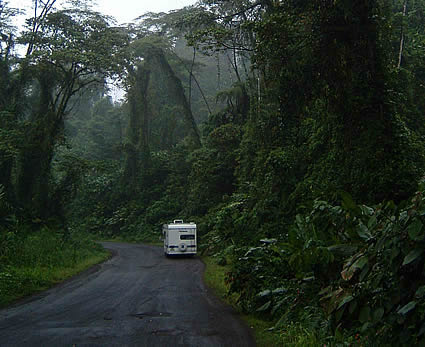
{"left": 225, "top": 184, "right": 425, "bottom": 345}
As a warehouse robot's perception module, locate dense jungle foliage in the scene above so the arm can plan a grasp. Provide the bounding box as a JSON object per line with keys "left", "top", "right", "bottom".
{"left": 2, "top": 0, "right": 425, "bottom": 344}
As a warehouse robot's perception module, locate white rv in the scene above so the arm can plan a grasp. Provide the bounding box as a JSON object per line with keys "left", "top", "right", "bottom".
{"left": 163, "top": 220, "right": 197, "bottom": 256}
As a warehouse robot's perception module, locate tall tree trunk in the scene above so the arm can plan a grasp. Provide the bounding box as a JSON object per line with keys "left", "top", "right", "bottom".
{"left": 397, "top": 0, "right": 408, "bottom": 69}
{"left": 0, "top": 60, "right": 14, "bottom": 202}
{"left": 188, "top": 47, "right": 196, "bottom": 109}
{"left": 16, "top": 71, "right": 58, "bottom": 219}
{"left": 122, "top": 64, "right": 151, "bottom": 188}
{"left": 149, "top": 49, "right": 201, "bottom": 148}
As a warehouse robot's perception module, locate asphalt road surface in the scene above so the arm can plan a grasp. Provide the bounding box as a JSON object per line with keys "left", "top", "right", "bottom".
{"left": 0, "top": 242, "right": 255, "bottom": 346}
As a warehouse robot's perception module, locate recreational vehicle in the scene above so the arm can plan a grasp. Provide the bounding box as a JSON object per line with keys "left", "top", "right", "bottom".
{"left": 163, "top": 220, "right": 197, "bottom": 256}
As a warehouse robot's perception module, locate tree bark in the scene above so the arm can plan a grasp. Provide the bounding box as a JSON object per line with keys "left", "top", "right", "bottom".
{"left": 397, "top": 0, "right": 408, "bottom": 69}
{"left": 149, "top": 49, "right": 201, "bottom": 148}
{"left": 123, "top": 64, "right": 151, "bottom": 187}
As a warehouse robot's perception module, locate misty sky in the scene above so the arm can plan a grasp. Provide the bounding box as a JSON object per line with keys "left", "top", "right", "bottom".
{"left": 93, "top": 0, "right": 198, "bottom": 23}
{"left": 14, "top": 0, "right": 198, "bottom": 24}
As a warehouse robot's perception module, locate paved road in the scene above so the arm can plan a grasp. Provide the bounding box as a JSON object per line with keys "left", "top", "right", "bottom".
{"left": 0, "top": 242, "right": 255, "bottom": 346}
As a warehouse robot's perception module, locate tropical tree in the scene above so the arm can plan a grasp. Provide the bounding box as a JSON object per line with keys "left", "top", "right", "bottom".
{"left": 15, "top": 5, "right": 128, "bottom": 218}
{"left": 0, "top": 1, "right": 23, "bottom": 204}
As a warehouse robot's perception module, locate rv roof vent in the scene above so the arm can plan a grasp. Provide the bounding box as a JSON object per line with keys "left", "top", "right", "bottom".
{"left": 173, "top": 219, "right": 183, "bottom": 224}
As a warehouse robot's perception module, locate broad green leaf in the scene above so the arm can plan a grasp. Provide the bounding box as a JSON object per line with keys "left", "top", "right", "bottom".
{"left": 360, "top": 205, "right": 374, "bottom": 216}
{"left": 341, "top": 266, "right": 355, "bottom": 281}
{"left": 349, "top": 300, "right": 358, "bottom": 314}
{"left": 402, "top": 249, "right": 423, "bottom": 266}
{"left": 419, "top": 321, "right": 425, "bottom": 337}
{"left": 397, "top": 301, "right": 416, "bottom": 315}
{"left": 391, "top": 247, "right": 400, "bottom": 261}
{"left": 296, "top": 214, "right": 304, "bottom": 227}
{"left": 407, "top": 219, "right": 424, "bottom": 241}
{"left": 367, "top": 215, "right": 377, "bottom": 229}
{"left": 257, "top": 289, "right": 271, "bottom": 297}
{"left": 272, "top": 288, "right": 286, "bottom": 294}
{"left": 353, "top": 255, "right": 368, "bottom": 269}
{"left": 357, "top": 223, "right": 372, "bottom": 241}
{"left": 337, "top": 295, "right": 354, "bottom": 310}
{"left": 318, "top": 286, "right": 332, "bottom": 296}
{"left": 341, "top": 255, "right": 368, "bottom": 280}
{"left": 361, "top": 322, "right": 371, "bottom": 333}
{"left": 335, "top": 306, "right": 345, "bottom": 322}
{"left": 256, "top": 300, "right": 271, "bottom": 312}
{"left": 376, "top": 235, "right": 386, "bottom": 250}
{"left": 415, "top": 285, "right": 425, "bottom": 299}
{"left": 373, "top": 307, "right": 384, "bottom": 323}
{"left": 259, "top": 238, "right": 277, "bottom": 244}
{"left": 334, "top": 326, "right": 343, "bottom": 340}
{"left": 385, "top": 200, "right": 396, "bottom": 210}
{"left": 359, "top": 306, "right": 371, "bottom": 323}
{"left": 340, "top": 191, "right": 361, "bottom": 215}
{"left": 327, "top": 244, "right": 357, "bottom": 256}
{"left": 359, "top": 264, "right": 370, "bottom": 281}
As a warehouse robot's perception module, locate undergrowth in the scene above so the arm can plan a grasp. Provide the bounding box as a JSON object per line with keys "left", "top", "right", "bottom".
{"left": 0, "top": 227, "right": 108, "bottom": 307}
{"left": 202, "top": 253, "right": 377, "bottom": 346}
{"left": 202, "top": 255, "right": 312, "bottom": 347}
{"left": 201, "top": 183, "right": 425, "bottom": 346}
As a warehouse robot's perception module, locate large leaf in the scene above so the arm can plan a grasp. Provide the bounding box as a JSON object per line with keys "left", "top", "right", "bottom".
{"left": 360, "top": 205, "right": 374, "bottom": 216}
{"left": 407, "top": 219, "right": 424, "bottom": 241}
{"left": 402, "top": 249, "right": 423, "bottom": 266}
{"left": 359, "top": 264, "right": 370, "bottom": 282}
{"left": 419, "top": 321, "right": 425, "bottom": 337}
{"left": 340, "top": 191, "right": 361, "bottom": 215}
{"left": 341, "top": 255, "right": 367, "bottom": 281}
{"left": 415, "top": 285, "right": 425, "bottom": 299}
{"left": 335, "top": 306, "right": 345, "bottom": 322}
{"left": 367, "top": 215, "right": 378, "bottom": 229}
{"left": 272, "top": 288, "right": 286, "bottom": 295}
{"left": 397, "top": 301, "right": 416, "bottom": 315}
{"left": 327, "top": 244, "right": 357, "bottom": 257}
{"left": 257, "top": 289, "right": 271, "bottom": 297}
{"left": 341, "top": 267, "right": 355, "bottom": 281}
{"left": 349, "top": 300, "right": 358, "bottom": 314}
{"left": 373, "top": 307, "right": 385, "bottom": 323}
{"left": 337, "top": 295, "right": 354, "bottom": 310}
{"left": 357, "top": 223, "right": 372, "bottom": 241}
{"left": 359, "top": 306, "right": 371, "bottom": 323}
{"left": 353, "top": 255, "right": 368, "bottom": 269}
{"left": 256, "top": 300, "right": 271, "bottom": 312}
{"left": 361, "top": 322, "right": 371, "bottom": 333}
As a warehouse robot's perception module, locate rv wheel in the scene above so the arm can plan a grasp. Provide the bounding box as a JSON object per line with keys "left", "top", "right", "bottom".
{"left": 178, "top": 243, "right": 187, "bottom": 252}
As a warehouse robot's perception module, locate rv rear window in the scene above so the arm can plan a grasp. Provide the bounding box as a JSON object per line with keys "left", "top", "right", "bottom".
{"left": 180, "top": 235, "right": 195, "bottom": 240}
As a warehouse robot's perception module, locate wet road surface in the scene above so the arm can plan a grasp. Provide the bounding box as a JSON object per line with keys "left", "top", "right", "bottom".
{"left": 0, "top": 242, "right": 255, "bottom": 346}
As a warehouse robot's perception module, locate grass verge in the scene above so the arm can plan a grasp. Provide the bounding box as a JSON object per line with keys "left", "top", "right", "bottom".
{"left": 0, "top": 229, "right": 110, "bottom": 308}
{"left": 99, "top": 236, "right": 162, "bottom": 247}
{"left": 95, "top": 230, "right": 163, "bottom": 247}
{"left": 202, "top": 256, "right": 284, "bottom": 347}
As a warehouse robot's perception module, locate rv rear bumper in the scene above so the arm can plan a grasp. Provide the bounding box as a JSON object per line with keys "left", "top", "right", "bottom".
{"left": 165, "top": 245, "right": 196, "bottom": 255}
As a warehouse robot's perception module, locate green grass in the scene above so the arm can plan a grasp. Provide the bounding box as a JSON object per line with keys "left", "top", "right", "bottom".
{"left": 202, "top": 256, "right": 233, "bottom": 300}
{"left": 99, "top": 235, "right": 163, "bottom": 247}
{"left": 0, "top": 229, "right": 110, "bottom": 308}
{"left": 95, "top": 230, "right": 163, "bottom": 247}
